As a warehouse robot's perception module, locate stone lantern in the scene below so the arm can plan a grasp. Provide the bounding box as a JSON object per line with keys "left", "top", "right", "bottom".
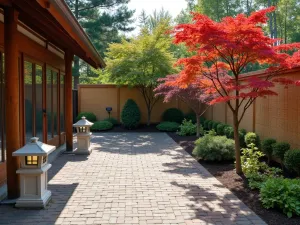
{"left": 12, "top": 137, "right": 56, "bottom": 208}
{"left": 73, "top": 116, "right": 94, "bottom": 155}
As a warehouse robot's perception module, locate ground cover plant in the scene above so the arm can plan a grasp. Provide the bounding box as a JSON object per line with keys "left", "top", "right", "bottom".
{"left": 260, "top": 178, "right": 300, "bottom": 218}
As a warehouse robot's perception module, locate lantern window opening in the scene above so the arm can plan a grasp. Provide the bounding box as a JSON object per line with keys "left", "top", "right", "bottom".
{"left": 25, "top": 156, "right": 38, "bottom": 165}
{"left": 43, "top": 156, "right": 47, "bottom": 164}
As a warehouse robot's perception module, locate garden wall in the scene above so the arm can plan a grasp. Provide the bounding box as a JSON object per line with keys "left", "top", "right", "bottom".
{"left": 78, "top": 84, "right": 191, "bottom": 124}
{"left": 204, "top": 69, "right": 300, "bottom": 149}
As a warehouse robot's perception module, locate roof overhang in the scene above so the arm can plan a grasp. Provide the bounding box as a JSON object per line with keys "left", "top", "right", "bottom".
{"left": 0, "top": 0, "right": 105, "bottom": 69}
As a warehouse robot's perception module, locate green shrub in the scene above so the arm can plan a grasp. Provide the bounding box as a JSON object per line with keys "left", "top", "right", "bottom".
{"left": 239, "top": 129, "right": 247, "bottom": 147}
{"left": 284, "top": 149, "right": 300, "bottom": 176}
{"left": 245, "top": 132, "right": 260, "bottom": 147}
{"left": 260, "top": 178, "right": 300, "bottom": 218}
{"left": 177, "top": 119, "right": 200, "bottom": 136}
{"left": 261, "top": 138, "right": 276, "bottom": 163}
{"left": 76, "top": 112, "right": 97, "bottom": 122}
{"left": 156, "top": 122, "right": 180, "bottom": 132}
{"left": 224, "top": 126, "right": 234, "bottom": 139}
{"left": 162, "top": 108, "right": 184, "bottom": 123}
{"left": 241, "top": 143, "right": 282, "bottom": 189}
{"left": 184, "top": 112, "right": 196, "bottom": 123}
{"left": 103, "top": 117, "right": 118, "bottom": 126}
{"left": 207, "top": 120, "right": 214, "bottom": 130}
{"left": 200, "top": 117, "right": 206, "bottom": 126}
{"left": 215, "top": 123, "right": 225, "bottom": 135}
{"left": 203, "top": 120, "right": 211, "bottom": 130}
{"left": 212, "top": 121, "right": 221, "bottom": 132}
{"left": 273, "top": 142, "right": 290, "bottom": 161}
{"left": 121, "top": 99, "right": 141, "bottom": 129}
{"left": 91, "top": 121, "right": 113, "bottom": 131}
{"left": 192, "top": 132, "right": 235, "bottom": 161}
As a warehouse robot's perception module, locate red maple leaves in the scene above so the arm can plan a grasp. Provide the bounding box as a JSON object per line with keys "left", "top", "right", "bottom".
{"left": 170, "top": 7, "right": 300, "bottom": 106}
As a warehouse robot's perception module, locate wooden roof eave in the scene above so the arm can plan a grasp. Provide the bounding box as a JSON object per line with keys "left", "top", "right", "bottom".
{"left": 48, "top": 0, "right": 106, "bottom": 69}
{"left": 4, "top": 0, "right": 105, "bottom": 69}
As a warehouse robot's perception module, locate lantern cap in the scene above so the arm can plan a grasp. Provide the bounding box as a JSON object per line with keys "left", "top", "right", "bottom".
{"left": 12, "top": 137, "right": 56, "bottom": 156}
{"left": 73, "top": 116, "right": 94, "bottom": 127}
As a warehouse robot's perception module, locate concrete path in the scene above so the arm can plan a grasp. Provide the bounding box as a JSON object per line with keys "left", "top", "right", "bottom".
{"left": 0, "top": 133, "right": 266, "bottom": 225}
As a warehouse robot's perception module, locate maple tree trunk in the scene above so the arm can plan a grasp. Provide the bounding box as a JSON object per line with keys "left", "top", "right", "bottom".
{"left": 196, "top": 115, "right": 201, "bottom": 137}
{"left": 233, "top": 112, "right": 242, "bottom": 174}
{"left": 146, "top": 108, "right": 151, "bottom": 126}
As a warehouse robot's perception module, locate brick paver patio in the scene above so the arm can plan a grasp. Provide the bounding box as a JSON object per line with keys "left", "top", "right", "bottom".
{"left": 0, "top": 133, "right": 266, "bottom": 225}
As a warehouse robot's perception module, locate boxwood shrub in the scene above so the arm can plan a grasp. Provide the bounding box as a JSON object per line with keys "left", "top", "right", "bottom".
{"left": 184, "top": 112, "right": 196, "bottom": 123}
{"left": 76, "top": 112, "right": 97, "bottom": 122}
{"left": 212, "top": 121, "right": 221, "bottom": 132}
{"left": 103, "top": 117, "right": 118, "bottom": 126}
{"left": 200, "top": 117, "right": 206, "bottom": 126}
{"left": 156, "top": 122, "right": 180, "bottom": 132}
{"left": 207, "top": 120, "right": 214, "bottom": 130}
{"left": 91, "top": 121, "right": 113, "bottom": 131}
{"left": 272, "top": 142, "right": 290, "bottom": 161}
{"left": 262, "top": 138, "right": 276, "bottom": 163}
{"left": 203, "top": 120, "right": 211, "bottom": 130}
{"left": 216, "top": 123, "right": 227, "bottom": 135}
{"left": 284, "top": 149, "right": 300, "bottom": 176}
{"left": 192, "top": 131, "right": 235, "bottom": 161}
{"left": 121, "top": 99, "right": 141, "bottom": 129}
{"left": 162, "top": 108, "right": 184, "bottom": 123}
{"left": 245, "top": 132, "right": 260, "bottom": 147}
{"left": 224, "top": 126, "right": 234, "bottom": 139}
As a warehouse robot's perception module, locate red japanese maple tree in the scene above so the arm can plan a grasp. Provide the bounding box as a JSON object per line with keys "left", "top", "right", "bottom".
{"left": 154, "top": 75, "right": 215, "bottom": 137}
{"left": 170, "top": 7, "right": 300, "bottom": 174}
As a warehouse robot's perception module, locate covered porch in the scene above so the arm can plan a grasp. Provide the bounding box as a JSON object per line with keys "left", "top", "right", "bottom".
{"left": 0, "top": 0, "right": 104, "bottom": 199}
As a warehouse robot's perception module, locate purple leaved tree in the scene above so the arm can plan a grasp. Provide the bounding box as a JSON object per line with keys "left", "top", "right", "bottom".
{"left": 154, "top": 75, "right": 214, "bottom": 137}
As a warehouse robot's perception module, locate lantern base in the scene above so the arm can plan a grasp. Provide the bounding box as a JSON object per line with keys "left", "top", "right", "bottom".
{"left": 15, "top": 190, "right": 51, "bottom": 209}
{"left": 74, "top": 147, "right": 92, "bottom": 155}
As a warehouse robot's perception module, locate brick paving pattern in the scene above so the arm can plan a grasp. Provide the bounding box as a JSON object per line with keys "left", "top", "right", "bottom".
{"left": 0, "top": 133, "right": 266, "bottom": 225}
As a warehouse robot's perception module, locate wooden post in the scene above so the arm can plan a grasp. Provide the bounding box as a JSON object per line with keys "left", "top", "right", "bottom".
{"left": 65, "top": 51, "right": 73, "bottom": 151}
{"left": 4, "top": 7, "right": 21, "bottom": 199}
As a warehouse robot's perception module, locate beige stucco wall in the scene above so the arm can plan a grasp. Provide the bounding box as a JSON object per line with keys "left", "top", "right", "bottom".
{"left": 78, "top": 85, "right": 191, "bottom": 124}
{"left": 207, "top": 70, "right": 300, "bottom": 149}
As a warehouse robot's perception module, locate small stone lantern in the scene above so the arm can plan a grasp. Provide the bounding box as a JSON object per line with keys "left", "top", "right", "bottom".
{"left": 73, "top": 116, "right": 94, "bottom": 155}
{"left": 12, "top": 137, "right": 56, "bottom": 208}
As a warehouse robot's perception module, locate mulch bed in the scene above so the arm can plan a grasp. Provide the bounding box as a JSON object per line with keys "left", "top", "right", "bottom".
{"left": 168, "top": 132, "right": 300, "bottom": 225}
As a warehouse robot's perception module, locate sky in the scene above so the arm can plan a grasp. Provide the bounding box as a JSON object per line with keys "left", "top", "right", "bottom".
{"left": 127, "top": 0, "right": 188, "bottom": 35}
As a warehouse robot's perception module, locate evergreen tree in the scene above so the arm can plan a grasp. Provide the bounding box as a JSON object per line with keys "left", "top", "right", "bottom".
{"left": 65, "top": 0, "right": 135, "bottom": 88}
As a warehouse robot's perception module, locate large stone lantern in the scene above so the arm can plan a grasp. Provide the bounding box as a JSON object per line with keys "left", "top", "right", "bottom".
{"left": 12, "top": 137, "right": 56, "bottom": 208}
{"left": 73, "top": 116, "right": 93, "bottom": 155}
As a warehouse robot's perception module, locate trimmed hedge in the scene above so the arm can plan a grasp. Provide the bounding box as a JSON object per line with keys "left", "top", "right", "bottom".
{"left": 162, "top": 108, "right": 184, "bottom": 123}
{"left": 284, "top": 149, "right": 300, "bottom": 176}
{"left": 91, "top": 121, "right": 113, "bottom": 131}
{"left": 184, "top": 112, "right": 196, "bottom": 124}
{"left": 76, "top": 112, "right": 97, "bottom": 122}
{"left": 273, "top": 142, "right": 290, "bottom": 161}
{"left": 262, "top": 138, "right": 276, "bottom": 163}
{"left": 203, "top": 120, "right": 211, "bottom": 130}
{"left": 245, "top": 132, "right": 260, "bottom": 147}
{"left": 121, "top": 99, "right": 141, "bottom": 129}
{"left": 103, "top": 117, "right": 119, "bottom": 126}
{"left": 156, "top": 122, "right": 180, "bottom": 132}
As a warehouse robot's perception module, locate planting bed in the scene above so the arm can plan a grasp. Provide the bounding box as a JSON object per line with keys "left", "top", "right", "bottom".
{"left": 168, "top": 133, "right": 300, "bottom": 225}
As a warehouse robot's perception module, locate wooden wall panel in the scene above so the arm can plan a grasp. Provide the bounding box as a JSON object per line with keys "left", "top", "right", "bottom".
{"left": 79, "top": 85, "right": 192, "bottom": 124}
